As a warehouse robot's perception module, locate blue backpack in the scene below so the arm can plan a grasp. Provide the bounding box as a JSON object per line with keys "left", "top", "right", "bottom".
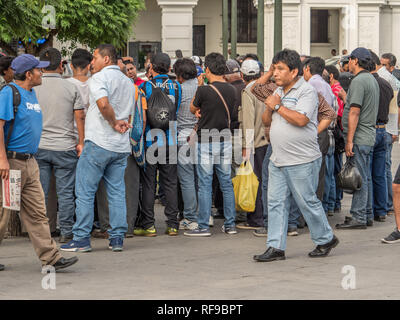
{"left": 129, "top": 85, "right": 146, "bottom": 168}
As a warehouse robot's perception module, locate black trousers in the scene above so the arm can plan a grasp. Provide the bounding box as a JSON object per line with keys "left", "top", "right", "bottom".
{"left": 246, "top": 145, "right": 268, "bottom": 227}
{"left": 139, "top": 160, "right": 179, "bottom": 230}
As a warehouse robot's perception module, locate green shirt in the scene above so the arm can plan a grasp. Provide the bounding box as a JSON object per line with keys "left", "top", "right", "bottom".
{"left": 342, "top": 70, "right": 379, "bottom": 146}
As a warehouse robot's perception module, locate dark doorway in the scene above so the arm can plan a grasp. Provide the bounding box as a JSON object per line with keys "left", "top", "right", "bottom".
{"left": 193, "top": 25, "right": 206, "bottom": 57}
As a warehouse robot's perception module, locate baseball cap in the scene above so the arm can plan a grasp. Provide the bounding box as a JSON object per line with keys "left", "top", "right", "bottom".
{"left": 11, "top": 54, "right": 50, "bottom": 74}
{"left": 191, "top": 55, "right": 202, "bottom": 66}
{"left": 226, "top": 59, "right": 240, "bottom": 74}
{"left": 240, "top": 59, "right": 260, "bottom": 76}
{"left": 350, "top": 48, "right": 371, "bottom": 61}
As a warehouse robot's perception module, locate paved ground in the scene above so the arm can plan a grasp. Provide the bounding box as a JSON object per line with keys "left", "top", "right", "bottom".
{"left": 1, "top": 145, "right": 400, "bottom": 300}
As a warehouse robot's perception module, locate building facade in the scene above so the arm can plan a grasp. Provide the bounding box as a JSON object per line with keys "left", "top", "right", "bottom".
{"left": 129, "top": 0, "right": 400, "bottom": 67}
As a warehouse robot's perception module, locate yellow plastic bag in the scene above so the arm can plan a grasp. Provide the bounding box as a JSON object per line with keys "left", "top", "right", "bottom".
{"left": 232, "top": 161, "right": 259, "bottom": 212}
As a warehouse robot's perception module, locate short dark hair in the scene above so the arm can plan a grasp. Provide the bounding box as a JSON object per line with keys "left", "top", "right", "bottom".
{"left": 243, "top": 73, "right": 261, "bottom": 83}
{"left": 71, "top": 48, "right": 93, "bottom": 69}
{"left": 382, "top": 53, "right": 397, "bottom": 67}
{"left": 303, "top": 57, "right": 325, "bottom": 76}
{"left": 14, "top": 68, "right": 34, "bottom": 81}
{"left": 39, "top": 47, "right": 62, "bottom": 71}
{"left": 205, "top": 52, "right": 228, "bottom": 76}
{"left": 173, "top": 58, "right": 197, "bottom": 80}
{"left": 0, "top": 56, "right": 14, "bottom": 76}
{"left": 123, "top": 60, "right": 135, "bottom": 67}
{"left": 325, "top": 65, "right": 339, "bottom": 81}
{"left": 96, "top": 44, "right": 118, "bottom": 64}
{"left": 175, "top": 49, "right": 183, "bottom": 59}
{"left": 272, "top": 49, "right": 303, "bottom": 76}
{"left": 244, "top": 53, "right": 259, "bottom": 61}
{"left": 368, "top": 50, "right": 381, "bottom": 71}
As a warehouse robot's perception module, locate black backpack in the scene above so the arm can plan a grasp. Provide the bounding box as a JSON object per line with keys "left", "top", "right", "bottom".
{"left": 146, "top": 79, "right": 178, "bottom": 131}
{"left": 0, "top": 83, "right": 21, "bottom": 149}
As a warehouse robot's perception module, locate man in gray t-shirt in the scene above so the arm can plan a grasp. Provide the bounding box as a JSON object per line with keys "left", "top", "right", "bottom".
{"left": 253, "top": 49, "right": 338, "bottom": 263}
{"left": 34, "top": 48, "right": 85, "bottom": 242}
{"left": 337, "top": 48, "right": 379, "bottom": 229}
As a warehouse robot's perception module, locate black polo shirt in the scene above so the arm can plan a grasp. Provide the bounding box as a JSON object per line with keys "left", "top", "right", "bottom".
{"left": 372, "top": 73, "right": 393, "bottom": 124}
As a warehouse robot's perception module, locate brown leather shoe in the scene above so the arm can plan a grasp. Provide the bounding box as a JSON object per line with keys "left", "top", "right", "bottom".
{"left": 91, "top": 229, "right": 109, "bottom": 239}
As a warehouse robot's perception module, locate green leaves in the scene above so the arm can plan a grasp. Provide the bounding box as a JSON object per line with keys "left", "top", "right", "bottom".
{"left": 0, "top": 0, "right": 145, "bottom": 55}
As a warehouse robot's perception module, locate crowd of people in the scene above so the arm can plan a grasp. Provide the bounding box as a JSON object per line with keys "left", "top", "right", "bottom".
{"left": 0, "top": 43, "right": 400, "bottom": 271}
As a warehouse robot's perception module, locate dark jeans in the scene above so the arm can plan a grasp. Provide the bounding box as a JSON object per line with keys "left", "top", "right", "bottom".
{"left": 97, "top": 155, "right": 141, "bottom": 234}
{"left": 367, "top": 128, "right": 388, "bottom": 219}
{"left": 246, "top": 145, "right": 267, "bottom": 227}
{"left": 139, "top": 157, "right": 179, "bottom": 229}
{"left": 35, "top": 148, "right": 78, "bottom": 237}
{"left": 385, "top": 132, "right": 394, "bottom": 210}
{"left": 334, "top": 151, "right": 343, "bottom": 210}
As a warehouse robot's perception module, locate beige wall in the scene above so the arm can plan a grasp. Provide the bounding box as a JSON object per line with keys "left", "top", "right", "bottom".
{"left": 129, "top": 0, "right": 161, "bottom": 42}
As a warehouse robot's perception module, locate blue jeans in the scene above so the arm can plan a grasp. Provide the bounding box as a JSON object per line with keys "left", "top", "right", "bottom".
{"left": 35, "top": 149, "right": 78, "bottom": 237}
{"left": 267, "top": 157, "right": 333, "bottom": 251}
{"left": 385, "top": 132, "right": 394, "bottom": 210}
{"left": 177, "top": 144, "right": 198, "bottom": 222}
{"left": 367, "top": 128, "right": 387, "bottom": 219}
{"left": 334, "top": 151, "right": 343, "bottom": 210}
{"left": 73, "top": 141, "right": 130, "bottom": 241}
{"left": 322, "top": 146, "right": 336, "bottom": 212}
{"left": 197, "top": 141, "right": 236, "bottom": 229}
{"left": 350, "top": 144, "right": 373, "bottom": 224}
{"left": 261, "top": 144, "right": 272, "bottom": 228}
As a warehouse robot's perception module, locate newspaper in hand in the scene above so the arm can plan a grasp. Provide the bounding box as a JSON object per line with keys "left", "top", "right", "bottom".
{"left": 2, "top": 170, "right": 21, "bottom": 211}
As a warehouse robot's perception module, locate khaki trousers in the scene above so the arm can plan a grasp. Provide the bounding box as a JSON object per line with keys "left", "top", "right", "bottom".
{"left": 0, "top": 158, "right": 62, "bottom": 266}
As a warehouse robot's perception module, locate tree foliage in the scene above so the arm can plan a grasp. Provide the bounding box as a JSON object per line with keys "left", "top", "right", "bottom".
{"left": 0, "top": 0, "right": 145, "bottom": 56}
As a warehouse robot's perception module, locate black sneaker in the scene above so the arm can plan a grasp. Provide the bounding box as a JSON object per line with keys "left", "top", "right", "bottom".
{"left": 287, "top": 226, "right": 298, "bottom": 236}
{"left": 367, "top": 219, "right": 373, "bottom": 227}
{"left": 0, "top": 264, "right": 4, "bottom": 271}
{"left": 381, "top": 229, "right": 400, "bottom": 244}
{"left": 374, "top": 216, "right": 386, "bottom": 222}
{"left": 253, "top": 247, "right": 285, "bottom": 262}
{"left": 51, "top": 256, "right": 79, "bottom": 271}
{"left": 308, "top": 235, "right": 339, "bottom": 258}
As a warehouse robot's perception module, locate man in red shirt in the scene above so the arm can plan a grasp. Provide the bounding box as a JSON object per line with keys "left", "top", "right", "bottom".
{"left": 124, "top": 61, "right": 145, "bottom": 87}
{"left": 325, "top": 65, "right": 347, "bottom": 214}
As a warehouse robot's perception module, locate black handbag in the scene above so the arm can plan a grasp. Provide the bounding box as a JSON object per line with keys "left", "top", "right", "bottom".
{"left": 336, "top": 159, "right": 362, "bottom": 194}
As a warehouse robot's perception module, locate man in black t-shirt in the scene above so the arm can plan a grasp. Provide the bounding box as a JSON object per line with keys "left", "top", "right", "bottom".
{"left": 185, "top": 53, "right": 237, "bottom": 237}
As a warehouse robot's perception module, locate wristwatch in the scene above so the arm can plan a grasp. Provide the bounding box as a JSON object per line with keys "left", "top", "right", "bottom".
{"left": 274, "top": 104, "right": 281, "bottom": 112}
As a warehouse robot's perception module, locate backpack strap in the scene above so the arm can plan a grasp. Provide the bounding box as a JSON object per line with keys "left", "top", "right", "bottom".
{"left": 3, "top": 84, "right": 21, "bottom": 150}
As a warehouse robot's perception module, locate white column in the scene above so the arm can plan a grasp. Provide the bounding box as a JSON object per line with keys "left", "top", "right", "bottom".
{"left": 391, "top": 6, "right": 400, "bottom": 60}
{"left": 264, "top": 0, "right": 275, "bottom": 66}
{"left": 157, "top": 0, "right": 199, "bottom": 57}
{"left": 357, "top": 4, "right": 380, "bottom": 53}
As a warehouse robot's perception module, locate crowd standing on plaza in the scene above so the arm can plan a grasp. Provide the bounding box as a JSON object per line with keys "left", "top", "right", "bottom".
{"left": 0, "top": 42, "right": 400, "bottom": 271}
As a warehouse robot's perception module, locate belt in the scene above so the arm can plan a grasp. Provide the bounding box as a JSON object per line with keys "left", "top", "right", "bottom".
{"left": 6, "top": 151, "right": 34, "bottom": 160}
{"left": 375, "top": 125, "right": 386, "bottom": 129}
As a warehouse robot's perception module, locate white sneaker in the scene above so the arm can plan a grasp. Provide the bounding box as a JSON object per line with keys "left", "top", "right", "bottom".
{"left": 209, "top": 215, "right": 214, "bottom": 227}
{"left": 179, "top": 219, "right": 199, "bottom": 230}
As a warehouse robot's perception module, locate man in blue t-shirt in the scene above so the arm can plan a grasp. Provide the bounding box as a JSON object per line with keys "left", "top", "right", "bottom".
{"left": 0, "top": 54, "right": 78, "bottom": 272}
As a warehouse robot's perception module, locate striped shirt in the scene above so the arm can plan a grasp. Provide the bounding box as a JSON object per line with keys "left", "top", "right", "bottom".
{"left": 177, "top": 78, "right": 198, "bottom": 143}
